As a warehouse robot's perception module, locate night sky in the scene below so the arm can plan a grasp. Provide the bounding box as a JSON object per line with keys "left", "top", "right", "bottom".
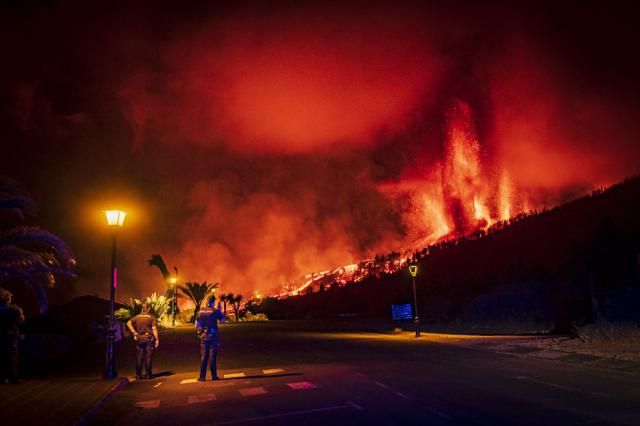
{"left": 2, "top": 1, "right": 639, "bottom": 302}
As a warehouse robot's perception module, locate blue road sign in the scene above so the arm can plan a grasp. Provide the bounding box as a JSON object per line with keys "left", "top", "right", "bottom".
{"left": 391, "top": 303, "right": 413, "bottom": 320}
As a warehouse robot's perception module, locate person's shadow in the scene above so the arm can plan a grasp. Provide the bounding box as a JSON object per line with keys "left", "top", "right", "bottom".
{"left": 149, "top": 371, "right": 175, "bottom": 379}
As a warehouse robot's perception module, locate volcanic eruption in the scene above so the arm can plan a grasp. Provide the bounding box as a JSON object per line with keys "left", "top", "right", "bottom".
{"left": 282, "top": 99, "right": 532, "bottom": 296}
{"left": 4, "top": 2, "right": 639, "bottom": 301}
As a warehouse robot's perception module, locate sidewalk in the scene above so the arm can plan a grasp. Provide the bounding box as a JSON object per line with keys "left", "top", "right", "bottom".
{"left": 0, "top": 376, "right": 127, "bottom": 426}
{"left": 468, "top": 338, "right": 640, "bottom": 374}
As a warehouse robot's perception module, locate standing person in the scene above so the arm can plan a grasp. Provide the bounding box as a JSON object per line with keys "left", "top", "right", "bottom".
{"left": 196, "top": 295, "right": 225, "bottom": 381}
{"left": 0, "top": 288, "right": 24, "bottom": 384}
{"left": 126, "top": 301, "right": 159, "bottom": 380}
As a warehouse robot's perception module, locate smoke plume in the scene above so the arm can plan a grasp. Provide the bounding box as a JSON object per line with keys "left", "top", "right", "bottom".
{"left": 2, "top": 1, "right": 639, "bottom": 299}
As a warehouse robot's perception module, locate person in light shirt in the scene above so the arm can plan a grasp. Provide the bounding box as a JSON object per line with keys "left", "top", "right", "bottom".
{"left": 126, "top": 301, "right": 159, "bottom": 380}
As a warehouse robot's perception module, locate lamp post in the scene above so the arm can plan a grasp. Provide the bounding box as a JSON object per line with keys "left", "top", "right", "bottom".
{"left": 408, "top": 264, "right": 421, "bottom": 337}
{"left": 104, "top": 209, "right": 126, "bottom": 379}
{"left": 169, "top": 269, "right": 178, "bottom": 326}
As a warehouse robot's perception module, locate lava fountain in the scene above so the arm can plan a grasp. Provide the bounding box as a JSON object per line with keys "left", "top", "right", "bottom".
{"left": 281, "top": 99, "right": 530, "bottom": 296}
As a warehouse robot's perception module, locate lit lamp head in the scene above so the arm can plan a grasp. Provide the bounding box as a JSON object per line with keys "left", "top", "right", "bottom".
{"left": 168, "top": 277, "right": 177, "bottom": 285}
{"left": 104, "top": 210, "right": 127, "bottom": 227}
{"left": 408, "top": 264, "right": 418, "bottom": 277}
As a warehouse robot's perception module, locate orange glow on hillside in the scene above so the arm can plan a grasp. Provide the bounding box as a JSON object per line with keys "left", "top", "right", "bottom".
{"left": 278, "top": 99, "right": 535, "bottom": 297}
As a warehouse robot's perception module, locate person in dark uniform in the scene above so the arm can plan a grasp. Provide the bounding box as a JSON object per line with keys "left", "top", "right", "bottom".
{"left": 126, "top": 301, "right": 159, "bottom": 380}
{"left": 0, "top": 288, "right": 24, "bottom": 384}
{"left": 196, "top": 295, "right": 225, "bottom": 381}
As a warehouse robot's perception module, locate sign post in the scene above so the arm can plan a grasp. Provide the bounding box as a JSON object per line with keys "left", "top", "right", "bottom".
{"left": 408, "top": 264, "right": 421, "bottom": 337}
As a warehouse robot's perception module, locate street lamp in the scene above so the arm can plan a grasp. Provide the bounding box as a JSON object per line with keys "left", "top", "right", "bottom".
{"left": 169, "top": 269, "right": 178, "bottom": 326}
{"left": 104, "top": 209, "right": 126, "bottom": 379}
{"left": 408, "top": 264, "right": 421, "bottom": 337}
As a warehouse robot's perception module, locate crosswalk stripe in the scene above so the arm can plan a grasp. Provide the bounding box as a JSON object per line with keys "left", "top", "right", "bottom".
{"left": 239, "top": 386, "right": 268, "bottom": 396}
{"left": 187, "top": 393, "right": 217, "bottom": 404}
{"left": 262, "top": 368, "right": 285, "bottom": 375}
{"left": 180, "top": 378, "right": 198, "bottom": 384}
{"left": 286, "top": 381, "right": 317, "bottom": 390}
{"left": 135, "top": 400, "right": 160, "bottom": 409}
{"left": 223, "top": 372, "right": 246, "bottom": 379}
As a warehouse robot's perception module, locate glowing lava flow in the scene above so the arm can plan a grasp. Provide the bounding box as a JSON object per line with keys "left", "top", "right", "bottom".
{"left": 278, "top": 99, "right": 530, "bottom": 298}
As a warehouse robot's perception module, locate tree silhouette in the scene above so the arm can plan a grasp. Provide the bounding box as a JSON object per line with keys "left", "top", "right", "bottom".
{"left": 148, "top": 255, "right": 170, "bottom": 280}
{"left": 231, "top": 294, "right": 244, "bottom": 321}
{"left": 179, "top": 281, "right": 219, "bottom": 322}
{"left": 0, "top": 178, "right": 76, "bottom": 313}
{"left": 219, "top": 293, "right": 229, "bottom": 314}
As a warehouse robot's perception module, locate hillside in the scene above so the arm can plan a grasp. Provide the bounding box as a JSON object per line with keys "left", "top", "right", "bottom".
{"left": 259, "top": 177, "right": 640, "bottom": 331}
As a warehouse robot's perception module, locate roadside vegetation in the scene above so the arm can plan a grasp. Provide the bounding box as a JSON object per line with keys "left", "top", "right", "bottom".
{"left": 0, "top": 178, "right": 77, "bottom": 314}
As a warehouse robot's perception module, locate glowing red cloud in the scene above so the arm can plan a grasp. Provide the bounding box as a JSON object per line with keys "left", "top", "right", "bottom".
{"left": 488, "top": 44, "right": 640, "bottom": 195}
{"left": 121, "top": 13, "right": 444, "bottom": 153}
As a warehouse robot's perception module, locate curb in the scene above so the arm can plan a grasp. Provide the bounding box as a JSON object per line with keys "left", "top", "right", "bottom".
{"left": 74, "top": 377, "right": 129, "bottom": 426}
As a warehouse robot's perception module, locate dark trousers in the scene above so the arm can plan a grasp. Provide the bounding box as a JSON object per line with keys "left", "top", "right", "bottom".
{"left": 136, "top": 340, "right": 154, "bottom": 378}
{"left": 0, "top": 337, "right": 18, "bottom": 383}
{"left": 199, "top": 338, "right": 219, "bottom": 379}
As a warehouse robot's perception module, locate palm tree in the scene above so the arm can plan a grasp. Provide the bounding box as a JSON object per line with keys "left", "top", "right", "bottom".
{"left": 148, "top": 255, "right": 179, "bottom": 319}
{"left": 0, "top": 178, "right": 76, "bottom": 313}
{"left": 178, "top": 281, "right": 219, "bottom": 322}
{"left": 148, "top": 255, "right": 170, "bottom": 280}
{"left": 231, "top": 294, "right": 244, "bottom": 321}
{"left": 219, "top": 293, "right": 229, "bottom": 314}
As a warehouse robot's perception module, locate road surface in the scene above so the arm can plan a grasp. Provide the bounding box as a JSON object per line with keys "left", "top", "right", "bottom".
{"left": 89, "top": 321, "right": 640, "bottom": 425}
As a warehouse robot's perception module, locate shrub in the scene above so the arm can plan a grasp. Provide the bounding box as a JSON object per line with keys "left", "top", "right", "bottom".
{"left": 114, "top": 307, "right": 134, "bottom": 323}
{"left": 113, "top": 293, "right": 171, "bottom": 324}
{"left": 179, "top": 308, "right": 195, "bottom": 324}
{"left": 226, "top": 312, "right": 269, "bottom": 322}
{"left": 146, "top": 292, "right": 170, "bottom": 322}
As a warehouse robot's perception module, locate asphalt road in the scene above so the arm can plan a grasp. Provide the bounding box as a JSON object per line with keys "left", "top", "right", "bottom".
{"left": 89, "top": 321, "right": 640, "bottom": 426}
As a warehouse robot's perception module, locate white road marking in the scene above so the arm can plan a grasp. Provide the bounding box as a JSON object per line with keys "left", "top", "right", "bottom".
{"left": 374, "top": 381, "right": 389, "bottom": 389}
{"left": 180, "top": 378, "right": 198, "bottom": 384}
{"left": 187, "top": 393, "right": 216, "bottom": 404}
{"left": 135, "top": 400, "right": 160, "bottom": 409}
{"left": 223, "top": 372, "right": 246, "bottom": 379}
{"left": 287, "top": 381, "right": 317, "bottom": 390}
{"left": 395, "top": 391, "right": 410, "bottom": 400}
{"left": 262, "top": 368, "right": 285, "bottom": 375}
{"left": 239, "top": 386, "right": 268, "bottom": 396}
{"left": 153, "top": 382, "right": 162, "bottom": 388}
{"left": 207, "top": 404, "right": 354, "bottom": 425}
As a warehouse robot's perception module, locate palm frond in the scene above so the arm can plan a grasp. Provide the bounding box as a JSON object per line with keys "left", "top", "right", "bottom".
{"left": 0, "top": 266, "right": 49, "bottom": 313}
{"left": 0, "top": 227, "right": 76, "bottom": 313}
{"left": 148, "top": 255, "right": 170, "bottom": 280}
{"left": 0, "top": 226, "right": 76, "bottom": 270}
{"left": 178, "top": 285, "right": 196, "bottom": 302}
{"left": 0, "top": 180, "right": 76, "bottom": 314}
